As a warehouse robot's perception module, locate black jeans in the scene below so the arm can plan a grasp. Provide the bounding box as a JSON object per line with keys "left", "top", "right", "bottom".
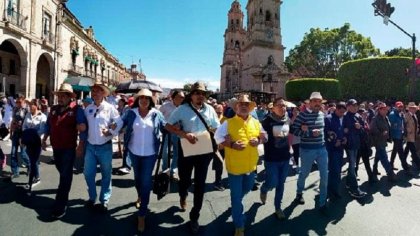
{"left": 178, "top": 143, "right": 212, "bottom": 221}
{"left": 53, "top": 148, "right": 76, "bottom": 211}
{"left": 356, "top": 147, "right": 374, "bottom": 180}
{"left": 390, "top": 138, "right": 409, "bottom": 170}
{"left": 212, "top": 149, "right": 224, "bottom": 184}
{"left": 26, "top": 145, "right": 41, "bottom": 190}
{"left": 292, "top": 144, "right": 300, "bottom": 166}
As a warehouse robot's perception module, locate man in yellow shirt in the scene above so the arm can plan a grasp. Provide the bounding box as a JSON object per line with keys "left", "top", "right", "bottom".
{"left": 214, "top": 94, "right": 267, "bottom": 236}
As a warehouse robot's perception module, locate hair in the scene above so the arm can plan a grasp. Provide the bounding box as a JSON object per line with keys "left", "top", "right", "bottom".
{"left": 171, "top": 90, "right": 183, "bottom": 99}
{"left": 131, "top": 96, "right": 155, "bottom": 110}
{"left": 30, "top": 99, "right": 42, "bottom": 110}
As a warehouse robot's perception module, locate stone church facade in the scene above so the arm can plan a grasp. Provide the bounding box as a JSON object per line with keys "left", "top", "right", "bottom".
{"left": 220, "top": 0, "right": 289, "bottom": 101}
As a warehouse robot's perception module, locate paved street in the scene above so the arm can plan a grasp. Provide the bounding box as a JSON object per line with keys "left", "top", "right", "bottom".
{"left": 1, "top": 139, "right": 420, "bottom": 236}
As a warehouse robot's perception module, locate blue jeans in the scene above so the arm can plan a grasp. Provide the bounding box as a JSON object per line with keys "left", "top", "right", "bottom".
{"left": 162, "top": 134, "right": 179, "bottom": 173}
{"left": 53, "top": 148, "right": 76, "bottom": 211}
{"left": 130, "top": 152, "right": 157, "bottom": 217}
{"left": 297, "top": 147, "right": 328, "bottom": 206}
{"left": 374, "top": 146, "right": 392, "bottom": 175}
{"left": 261, "top": 160, "right": 290, "bottom": 210}
{"left": 346, "top": 149, "right": 360, "bottom": 193}
{"left": 10, "top": 136, "right": 30, "bottom": 175}
{"left": 228, "top": 172, "right": 255, "bottom": 228}
{"left": 328, "top": 148, "right": 343, "bottom": 196}
{"left": 83, "top": 142, "right": 113, "bottom": 204}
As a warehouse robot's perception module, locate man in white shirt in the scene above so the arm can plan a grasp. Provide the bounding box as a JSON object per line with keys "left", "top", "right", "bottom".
{"left": 83, "top": 80, "right": 122, "bottom": 213}
{"left": 159, "top": 90, "right": 185, "bottom": 180}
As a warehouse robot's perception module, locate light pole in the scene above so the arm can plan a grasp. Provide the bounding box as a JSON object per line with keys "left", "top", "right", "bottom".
{"left": 372, "top": 0, "right": 417, "bottom": 100}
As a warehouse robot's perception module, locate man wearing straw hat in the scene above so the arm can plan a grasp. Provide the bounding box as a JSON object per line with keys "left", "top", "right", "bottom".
{"left": 83, "top": 80, "right": 123, "bottom": 213}
{"left": 214, "top": 94, "right": 267, "bottom": 236}
{"left": 403, "top": 102, "right": 420, "bottom": 170}
{"left": 165, "top": 81, "right": 220, "bottom": 234}
{"left": 291, "top": 92, "right": 329, "bottom": 213}
{"left": 41, "top": 83, "right": 87, "bottom": 219}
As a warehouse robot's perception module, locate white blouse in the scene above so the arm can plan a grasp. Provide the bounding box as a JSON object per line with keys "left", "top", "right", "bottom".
{"left": 128, "top": 108, "right": 156, "bottom": 156}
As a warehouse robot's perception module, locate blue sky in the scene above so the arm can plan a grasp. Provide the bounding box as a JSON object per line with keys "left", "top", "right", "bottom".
{"left": 67, "top": 0, "right": 419, "bottom": 90}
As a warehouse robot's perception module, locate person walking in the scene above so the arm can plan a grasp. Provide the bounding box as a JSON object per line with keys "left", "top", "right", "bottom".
{"left": 159, "top": 90, "right": 185, "bottom": 181}
{"left": 343, "top": 99, "right": 367, "bottom": 198}
{"left": 403, "top": 102, "right": 420, "bottom": 170}
{"left": 165, "top": 81, "right": 220, "bottom": 234}
{"left": 121, "top": 89, "right": 166, "bottom": 233}
{"left": 291, "top": 92, "right": 329, "bottom": 213}
{"left": 22, "top": 99, "right": 47, "bottom": 191}
{"left": 215, "top": 94, "right": 266, "bottom": 236}
{"left": 259, "top": 97, "right": 290, "bottom": 220}
{"left": 324, "top": 102, "right": 346, "bottom": 200}
{"left": 41, "top": 83, "right": 87, "bottom": 218}
{"left": 83, "top": 80, "right": 122, "bottom": 213}
{"left": 370, "top": 102, "right": 397, "bottom": 182}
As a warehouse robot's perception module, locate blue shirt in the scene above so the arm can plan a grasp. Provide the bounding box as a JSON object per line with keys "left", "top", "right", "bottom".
{"left": 168, "top": 103, "right": 220, "bottom": 133}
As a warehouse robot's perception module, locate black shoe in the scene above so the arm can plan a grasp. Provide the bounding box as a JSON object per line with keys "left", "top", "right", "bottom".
{"left": 294, "top": 193, "right": 305, "bottom": 205}
{"left": 95, "top": 203, "right": 108, "bottom": 214}
{"left": 189, "top": 220, "right": 200, "bottom": 234}
{"left": 349, "top": 189, "right": 366, "bottom": 199}
{"left": 84, "top": 200, "right": 95, "bottom": 210}
{"left": 51, "top": 207, "right": 66, "bottom": 219}
{"left": 213, "top": 183, "right": 225, "bottom": 191}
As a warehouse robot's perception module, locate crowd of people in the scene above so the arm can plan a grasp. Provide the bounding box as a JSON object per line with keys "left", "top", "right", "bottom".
{"left": 0, "top": 81, "right": 419, "bottom": 236}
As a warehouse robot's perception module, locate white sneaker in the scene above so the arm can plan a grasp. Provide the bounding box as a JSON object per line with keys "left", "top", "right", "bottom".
{"left": 31, "top": 178, "right": 41, "bottom": 188}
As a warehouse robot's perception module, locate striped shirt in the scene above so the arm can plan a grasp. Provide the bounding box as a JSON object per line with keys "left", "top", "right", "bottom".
{"left": 291, "top": 108, "right": 325, "bottom": 149}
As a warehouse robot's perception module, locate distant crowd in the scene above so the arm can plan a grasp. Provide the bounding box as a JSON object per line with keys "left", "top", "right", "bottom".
{"left": 1, "top": 81, "right": 419, "bottom": 236}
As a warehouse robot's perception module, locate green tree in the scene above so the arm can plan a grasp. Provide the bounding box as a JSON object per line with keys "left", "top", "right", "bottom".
{"left": 384, "top": 47, "right": 420, "bottom": 57}
{"left": 285, "top": 23, "right": 380, "bottom": 78}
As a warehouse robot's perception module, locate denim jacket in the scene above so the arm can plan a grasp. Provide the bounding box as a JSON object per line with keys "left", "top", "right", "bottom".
{"left": 122, "top": 108, "right": 166, "bottom": 154}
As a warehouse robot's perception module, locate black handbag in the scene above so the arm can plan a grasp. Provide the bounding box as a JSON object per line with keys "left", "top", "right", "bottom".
{"left": 188, "top": 103, "right": 218, "bottom": 152}
{"left": 153, "top": 132, "right": 171, "bottom": 200}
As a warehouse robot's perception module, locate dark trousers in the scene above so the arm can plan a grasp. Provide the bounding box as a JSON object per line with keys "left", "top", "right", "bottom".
{"left": 213, "top": 149, "right": 224, "bottom": 184}
{"left": 178, "top": 143, "right": 212, "bottom": 221}
{"left": 292, "top": 144, "right": 300, "bottom": 166}
{"left": 26, "top": 145, "right": 41, "bottom": 190}
{"left": 390, "top": 138, "right": 409, "bottom": 170}
{"left": 404, "top": 142, "right": 420, "bottom": 168}
{"left": 53, "top": 148, "right": 76, "bottom": 211}
{"left": 356, "top": 148, "right": 374, "bottom": 180}
{"left": 328, "top": 148, "right": 343, "bottom": 196}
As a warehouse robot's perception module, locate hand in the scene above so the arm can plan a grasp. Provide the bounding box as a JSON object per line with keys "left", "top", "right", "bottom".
{"left": 312, "top": 129, "right": 321, "bottom": 137}
{"left": 224, "top": 134, "right": 232, "bottom": 144}
{"left": 249, "top": 137, "right": 259, "bottom": 147}
{"left": 301, "top": 124, "right": 308, "bottom": 132}
{"left": 259, "top": 132, "right": 267, "bottom": 143}
{"left": 232, "top": 140, "right": 246, "bottom": 150}
{"left": 185, "top": 133, "right": 197, "bottom": 144}
{"left": 77, "top": 123, "right": 86, "bottom": 132}
{"left": 102, "top": 128, "right": 112, "bottom": 137}
{"left": 109, "top": 123, "right": 117, "bottom": 130}
{"left": 355, "top": 122, "right": 361, "bottom": 129}
{"left": 383, "top": 130, "right": 388, "bottom": 136}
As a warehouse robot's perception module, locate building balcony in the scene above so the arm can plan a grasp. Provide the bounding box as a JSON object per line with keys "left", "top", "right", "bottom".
{"left": 67, "top": 63, "right": 84, "bottom": 75}
{"left": 42, "top": 31, "right": 55, "bottom": 46}
{"left": 4, "top": 9, "right": 27, "bottom": 31}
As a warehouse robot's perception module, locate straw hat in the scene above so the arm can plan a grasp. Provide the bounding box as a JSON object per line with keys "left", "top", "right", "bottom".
{"left": 234, "top": 94, "right": 256, "bottom": 110}
{"left": 134, "top": 88, "right": 153, "bottom": 98}
{"left": 190, "top": 81, "right": 207, "bottom": 93}
{"left": 305, "top": 91, "right": 327, "bottom": 104}
{"left": 53, "top": 83, "right": 76, "bottom": 98}
{"left": 91, "top": 79, "right": 110, "bottom": 97}
{"left": 407, "top": 102, "right": 417, "bottom": 108}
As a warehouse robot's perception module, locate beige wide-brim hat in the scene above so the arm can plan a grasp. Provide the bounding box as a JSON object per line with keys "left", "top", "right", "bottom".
{"left": 53, "top": 83, "right": 76, "bottom": 98}
{"left": 190, "top": 81, "right": 207, "bottom": 93}
{"left": 234, "top": 94, "right": 256, "bottom": 110}
{"left": 407, "top": 102, "right": 418, "bottom": 108}
{"left": 304, "top": 91, "right": 327, "bottom": 104}
{"left": 134, "top": 88, "right": 153, "bottom": 98}
{"left": 91, "top": 79, "right": 110, "bottom": 97}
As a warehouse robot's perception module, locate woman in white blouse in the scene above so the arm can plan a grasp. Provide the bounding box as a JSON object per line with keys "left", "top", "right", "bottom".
{"left": 122, "top": 89, "right": 166, "bottom": 233}
{"left": 22, "top": 99, "right": 47, "bottom": 191}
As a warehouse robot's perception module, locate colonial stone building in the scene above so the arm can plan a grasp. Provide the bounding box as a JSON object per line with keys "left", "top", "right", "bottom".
{"left": 0, "top": 0, "right": 129, "bottom": 101}
{"left": 220, "top": 0, "right": 289, "bottom": 101}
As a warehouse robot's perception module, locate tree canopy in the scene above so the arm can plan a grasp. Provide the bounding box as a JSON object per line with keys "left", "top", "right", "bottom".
{"left": 384, "top": 47, "right": 420, "bottom": 57}
{"left": 285, "top": 23, "right": 380, "bottom": 78}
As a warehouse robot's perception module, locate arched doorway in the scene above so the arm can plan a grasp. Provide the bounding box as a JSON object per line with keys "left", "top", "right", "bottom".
{"left": 35, "top": 53, "right": 53, "bottom": 101}
{"left": 0, "top": 39, "right": 24, "bottom": 97}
